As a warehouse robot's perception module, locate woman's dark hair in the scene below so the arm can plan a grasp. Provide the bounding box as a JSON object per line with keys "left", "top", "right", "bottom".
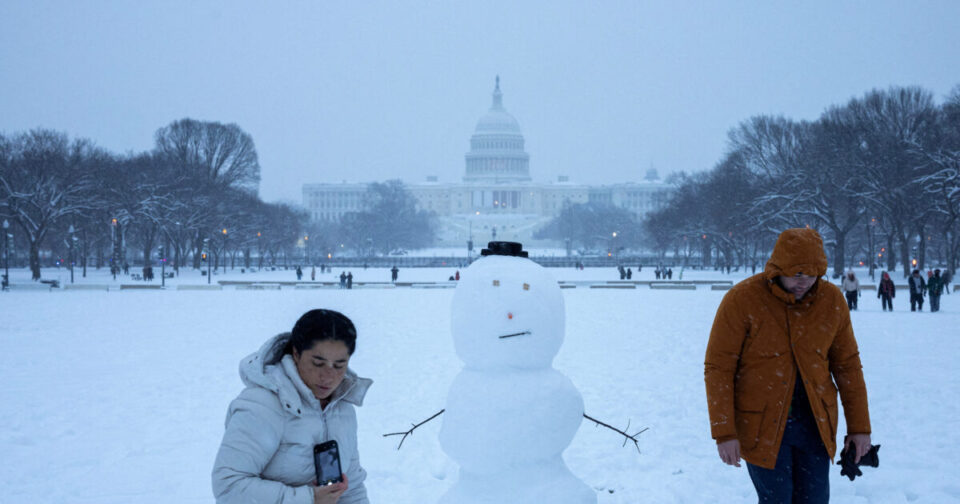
{"left": 287, "top": 309, "right": 357, "bottom": 356}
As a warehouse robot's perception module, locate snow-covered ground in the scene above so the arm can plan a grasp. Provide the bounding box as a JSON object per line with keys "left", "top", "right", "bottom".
{"left": 1, "top": 265, "right": 958, "bottom": 503}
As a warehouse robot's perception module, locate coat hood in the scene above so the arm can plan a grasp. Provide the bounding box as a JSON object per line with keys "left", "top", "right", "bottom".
{"left": 238, "top": 332, "right": 372, "bottom": 416}
{"left": 764, "top": 228, "right": 828, "bottom": 280}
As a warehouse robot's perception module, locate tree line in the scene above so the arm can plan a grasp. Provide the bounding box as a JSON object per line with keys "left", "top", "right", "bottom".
{"left": 642, "top": 85, "right": 960, "bottom": 278}
{"left": 0, "top": 119, "right": 436, "bottom": 280}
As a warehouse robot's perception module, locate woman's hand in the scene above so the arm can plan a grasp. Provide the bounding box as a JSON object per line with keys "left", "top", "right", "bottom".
{"left": 312, "top": 473, "right": 349, "bottom": 504}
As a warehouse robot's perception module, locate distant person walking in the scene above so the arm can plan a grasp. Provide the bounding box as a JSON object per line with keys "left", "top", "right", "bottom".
{"left": 878, "top": 271, "right": 896, "bottom": 311}
{"left": 626, "top": 267, "right": 632, "bottom": 280}
{"left": 346, "top": 271, "right": 353, "bottom": 290}
{"left": 842, "top": 270, "right": 860, "bottom": 311}
{"left": 339, "top": 271, "right": 347, "bottom": 289}
{"left": 908, "top": 269, "right": 926, "bottom": 312}
{"left": 295, "top": 265, "right": 303, "bottom": 281}
{"left": 391, "top": 265, "right": 399, "bottom": 283}
{"left": 928, "top": 269, "right": 943, "bottom": 312}
{"left": 942, "top": 269, "right": 953, "bottom": 294}
{"left": 310, "top": 266, "right": 316, "bottom": 281}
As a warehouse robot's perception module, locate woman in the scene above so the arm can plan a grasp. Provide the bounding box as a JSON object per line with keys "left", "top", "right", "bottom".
{"left": 213, "top": 309, "right": 372, "bottom": 504}
{"left": 877, "top": 271, "right": 896, "bottom": 311}
{"left": 842, "top": 270, "right": 860, "bottom": 310}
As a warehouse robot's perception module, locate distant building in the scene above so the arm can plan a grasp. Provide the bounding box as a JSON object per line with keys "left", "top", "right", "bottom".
{"left": 302, "top": 77, "right": 674, "bottom": 247}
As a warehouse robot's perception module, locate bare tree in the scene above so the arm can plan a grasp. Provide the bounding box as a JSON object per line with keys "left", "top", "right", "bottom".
{"left": 0, "top": 130, "right": 101, "bottom": 280}
{"left": 846, "top": 87, "right": 939, "bottom": 276}
{"left": 154, "top": 118, "right": 261, "bottom": 194}
{"left": 338, "top": 180, "right": 435, "bottom": 255}
{"left": 802, "top": 108, "right": 871, "bottom": 277}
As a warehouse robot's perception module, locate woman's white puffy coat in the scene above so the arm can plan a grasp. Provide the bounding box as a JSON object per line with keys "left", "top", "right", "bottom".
{"left": 212, "top": 333, "right": 372, "bottom": 504}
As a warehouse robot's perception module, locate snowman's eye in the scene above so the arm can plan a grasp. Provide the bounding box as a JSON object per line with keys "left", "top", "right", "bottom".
{"left": 523, "top": 283, "right": 530, "bottom": 290}
{"left": 492, "top": 280, "right": 500, "bottom": 287}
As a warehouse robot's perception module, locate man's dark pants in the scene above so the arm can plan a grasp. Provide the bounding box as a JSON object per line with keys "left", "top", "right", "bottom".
{"left": 746, "top": 416, "right": 830, "bottom": 503}
{"left": 844, "top": 291, "right": 857, "bottom": 310}
{"left": 930, "top": 294, "right": 941, "bottom": 312}
{"left": 910, "top": 292, "right": 924, "bottom": 311}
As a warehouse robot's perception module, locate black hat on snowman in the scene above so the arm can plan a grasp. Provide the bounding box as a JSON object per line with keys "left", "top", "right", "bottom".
{"left": 481, "top": 241, "right": 528, "bottom": 258}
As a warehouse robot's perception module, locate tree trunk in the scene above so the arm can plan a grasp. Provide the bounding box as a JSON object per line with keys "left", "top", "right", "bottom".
{"left": 947, "top": 228, "right": 959, "bottom": 274}
{"left": 831, "top": 228, "right": 847, "bottom": 278}
{"left": 29, "top": 240, "right": 41, "bottom": 280}
{"left": 917, "top": 225, "right": 927, "bottom": 270}
{"left": 899, "top": 230, "right": 912, "bottom": 278}
{"left": 886, "top": 235, "right": 897, "bottom": 273}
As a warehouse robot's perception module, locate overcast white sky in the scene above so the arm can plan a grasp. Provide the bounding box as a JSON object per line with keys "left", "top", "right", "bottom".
{"left": 2, "top": 1, "right": 958, "bottom": 204}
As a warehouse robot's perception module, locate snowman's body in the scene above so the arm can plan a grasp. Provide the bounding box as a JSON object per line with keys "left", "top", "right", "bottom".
{"left": 438, "top": 253, "right": 595, "bottom": 504}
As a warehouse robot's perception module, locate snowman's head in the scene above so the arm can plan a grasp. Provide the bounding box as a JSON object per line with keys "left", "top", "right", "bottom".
{"left": 450, "top": 250, "right": 565, "bottom": 370}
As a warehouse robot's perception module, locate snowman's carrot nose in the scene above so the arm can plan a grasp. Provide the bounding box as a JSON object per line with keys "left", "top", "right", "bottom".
{"left": 499, "top": 331, "right": 531, "bottom": 339}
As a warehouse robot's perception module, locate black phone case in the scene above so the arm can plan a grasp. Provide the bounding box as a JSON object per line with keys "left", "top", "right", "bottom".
{"left": 313, "top": 440, "right": 343, "bottom": 486}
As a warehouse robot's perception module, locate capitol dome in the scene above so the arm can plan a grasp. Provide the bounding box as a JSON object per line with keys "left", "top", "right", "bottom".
{"left": 474, "top": 87, "right": 522, "bottom": 134}
{"left": 464, "top": 76, "right": 531, "bottom": 183}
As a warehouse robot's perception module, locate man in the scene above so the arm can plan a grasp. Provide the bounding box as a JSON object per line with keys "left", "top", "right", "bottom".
{"left": 705, "top": 228, "right": 872, "bottom": 503}
{"left": 908, "top": 269, "right": 926, "bottom": 312}
{"left": 927, "top": 269, "right": 943, "bottom": 312}
{"left": 841, "top": 270, "right": 860, "bottom": 311}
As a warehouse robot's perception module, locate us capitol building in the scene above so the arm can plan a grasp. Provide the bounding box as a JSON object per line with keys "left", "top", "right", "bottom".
{"left": 302, "top": 77, "right": 674, "bottom": 248}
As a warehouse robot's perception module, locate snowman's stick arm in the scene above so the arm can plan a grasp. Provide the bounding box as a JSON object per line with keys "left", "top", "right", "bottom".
{"left": 383, "top": 409, "right": 445, "bottom": 450}
{"left": 583, "top": 413, "right": 648, "bottom": 454}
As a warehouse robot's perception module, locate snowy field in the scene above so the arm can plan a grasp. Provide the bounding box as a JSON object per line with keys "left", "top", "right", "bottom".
{"left": 1, "top": 265, "right": 959, "bottom": 503}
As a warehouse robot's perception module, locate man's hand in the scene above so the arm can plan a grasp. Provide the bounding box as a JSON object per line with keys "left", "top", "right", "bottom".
{"left": 313, "top": 474, "right": 349, "bottom": 504}
{"left": 845, "top": 434, "right": 872, "bottom": 464}
{"left": 717, "top": 439, "right": 741, "bottom": 467}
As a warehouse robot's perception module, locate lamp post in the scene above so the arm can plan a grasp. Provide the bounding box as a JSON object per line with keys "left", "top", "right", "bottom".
{"left": 2, "top": 219, "right": 9, "bottom": 290}
{"left": 174, "top": 221, "right": 182, "bottom": 276}
{"left": 467, "top": 220, "right": 474, "bottom": 260}
{"left": 257, "top": 231, "right": 262, "bottom": 270}
{"left": 204, "top": 238, "right": 211, "bottom": 284}
{"left": 221, "top": 228, "right": 228, "bottom": 274}
{"left": 159, "top": 246, "right": 166, "bottom": 288}
{"left": 81, "top": 226, "right": 87, "bottom": 278}
{"left": 303, "top": 234, "right": 309, "bottom": 265}
{"left": 111, "top": 218, "right": 119, "bottom": 280}
{"left": 68, "top": 224, "right": 76, "bottom": 284}
{"left": 868, "top": 217, "right": 878, "bottom": 281}
{"left": 612, "top": 231, "right": 618, "bottom": 264}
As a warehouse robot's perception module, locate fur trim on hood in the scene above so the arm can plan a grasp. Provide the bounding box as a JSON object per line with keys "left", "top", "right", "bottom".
{"left": 238, "top": 332, "right": 372, "bottom": 416}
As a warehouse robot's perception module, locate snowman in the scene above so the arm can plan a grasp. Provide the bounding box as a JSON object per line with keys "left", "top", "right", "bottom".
{"left": 386, "top": 242, "right": 643, "bottom": 504}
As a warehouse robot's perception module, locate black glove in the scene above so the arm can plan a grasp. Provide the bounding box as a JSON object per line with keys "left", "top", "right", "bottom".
{"left": 839, "top": 443, "right": 880, "bottom": 481}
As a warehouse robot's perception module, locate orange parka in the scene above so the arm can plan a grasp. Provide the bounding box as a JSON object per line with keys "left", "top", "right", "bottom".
{"left": 704, "top": 228, "right": 871, "bottom": 469}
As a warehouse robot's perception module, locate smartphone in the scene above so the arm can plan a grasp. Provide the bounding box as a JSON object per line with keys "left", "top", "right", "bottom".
{"left": 313, "top": 440, "right": 343, "bottom": 486}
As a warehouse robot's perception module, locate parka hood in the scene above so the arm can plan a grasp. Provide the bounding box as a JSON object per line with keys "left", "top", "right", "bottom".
{"left": 238, "top": 332, "right": 372, "bottom": 415}
{"left": 764, "top": 228, "right": 828, "bottom": 280}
